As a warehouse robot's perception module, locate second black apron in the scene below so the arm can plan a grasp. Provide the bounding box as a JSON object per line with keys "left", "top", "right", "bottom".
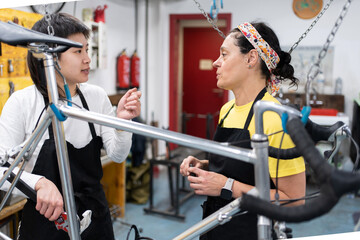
{"left": 201, "top": 88, "right": 272, "bottom": 240}
{"left": 19, "top": 89, "right": 114, "bottom": 240}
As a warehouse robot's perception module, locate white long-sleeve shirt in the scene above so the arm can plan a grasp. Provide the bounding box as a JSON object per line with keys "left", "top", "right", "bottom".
{"left": 0, "top": 83, "right": 132, "bottom": 197}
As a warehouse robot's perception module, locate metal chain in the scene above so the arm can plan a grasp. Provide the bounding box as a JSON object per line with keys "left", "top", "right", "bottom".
{"left": 44, "top": 4, "right": 62, "bottom": 70}
{"left": 44, "top": 4, "right": 55, "bottom": 36}
{"left": 305, "top": 0, "right": 352, "bottom": 106}
{"left": 289, "top": 0, "right": 335, "bottom": 54}
{"left": 192, "top": 0, "right": 226, "bottom": 39}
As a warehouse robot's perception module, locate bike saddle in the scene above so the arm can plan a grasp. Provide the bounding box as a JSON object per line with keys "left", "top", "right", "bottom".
{"left": 0, "top": 21, "right": 82, "bottom": 50}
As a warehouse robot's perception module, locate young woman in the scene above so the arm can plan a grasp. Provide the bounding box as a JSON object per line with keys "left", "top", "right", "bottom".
{"left": 180, "top": 22, "right": 306, "bottom": 239}
{"left": 0, "top": 13, "right": 141, "bottom": 240}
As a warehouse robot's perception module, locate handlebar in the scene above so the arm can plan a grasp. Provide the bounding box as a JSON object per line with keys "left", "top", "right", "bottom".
{"left": 241, "top": 117, "right": 360, "bottom": 222}
{"left": 267, "top": 118, "right": 347, "bottom": 160}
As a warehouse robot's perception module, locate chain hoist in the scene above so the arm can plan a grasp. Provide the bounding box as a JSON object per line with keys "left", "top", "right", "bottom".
{"left": 305, "top": 0, "right": 352, "bottom": 106}
{"left": 43, "top": 5, "right": 63, "bottom": 70}
{"left": 192, "top": 0, "right": 226, "bottom": 39}
{"left": 44, "top": 4, "right": 55, "bottom": 36}
{"left": 288, "top": 0, "right": 335, "bottom": 54}
{"left": 43, "top": 4, "right": 72, "bottom": 102}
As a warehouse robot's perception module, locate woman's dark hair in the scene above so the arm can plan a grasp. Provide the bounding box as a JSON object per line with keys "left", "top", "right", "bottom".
{"left": 230, "top": 22, "right": 298, "bottom": 88}
{"left": 27, "top": 13, "right": 90, "bottom": 96}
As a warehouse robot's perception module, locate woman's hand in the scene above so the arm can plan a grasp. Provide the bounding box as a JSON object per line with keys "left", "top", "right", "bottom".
{"left": 180, "top": 156, "right": 208, "bottom": 176}
{"left": 187, "top": 167, "right": 227, "bottom": 197}
{"left": 116, "top": 88, "right": 142, "bottom": 120}
{"left": 35, "top": 177, "right": 64, "bottom": 221}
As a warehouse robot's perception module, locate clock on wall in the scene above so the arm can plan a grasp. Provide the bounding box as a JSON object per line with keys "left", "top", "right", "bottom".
{"left": 30, "top": 2, "right": 66, "bottom": 15}
{"left": 293, "top": 0, "right": 323, "bottom": 19}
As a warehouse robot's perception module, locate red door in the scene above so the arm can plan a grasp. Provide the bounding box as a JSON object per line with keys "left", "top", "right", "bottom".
{"left": 182, "top": 27, "right": 227, "bottom": 139}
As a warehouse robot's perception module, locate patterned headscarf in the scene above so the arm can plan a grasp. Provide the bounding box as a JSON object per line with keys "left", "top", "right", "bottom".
{"left": 238, "top": 22, "right": 281, "bottom": 96}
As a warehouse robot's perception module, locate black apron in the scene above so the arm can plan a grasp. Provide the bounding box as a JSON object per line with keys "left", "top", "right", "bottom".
{"left": 201, "top": 88, "right": 273, "bottom": 240}
{"left": 19, "top": 89, "right": 114, "bottom": 240}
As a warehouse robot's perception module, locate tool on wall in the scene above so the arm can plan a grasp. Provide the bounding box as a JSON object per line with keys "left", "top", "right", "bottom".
{"left": 117, "top": 49, "right": 130, "bottom": 91}
{"left": 8, "top": 59, "right": 14, "bottom": 74}
{"left": 9, "top": 81, "right": 14, "bottom": 96}
{"left": 130, "top": 50, "right": 140, "bottom": 89}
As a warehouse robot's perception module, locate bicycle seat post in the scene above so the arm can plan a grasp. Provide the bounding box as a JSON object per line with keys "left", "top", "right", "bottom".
{"left": 29, "top": 45, "right": 81, "bottom": 240}
{"left": 251, "top": 133, "right": 272, "bottom": 240}
{"left": 252, "top": 101, "right": 300, "bottom": 240}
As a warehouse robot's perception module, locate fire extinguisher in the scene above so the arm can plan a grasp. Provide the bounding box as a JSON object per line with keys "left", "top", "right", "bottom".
{"left": 130, "top": 50, "right": 140, "bottom": 88}
{"left": 94, "top": 5, "right": 107, "bottom": 23}
{"left": 116, "top": 49, "right": 130, "bottom": 91}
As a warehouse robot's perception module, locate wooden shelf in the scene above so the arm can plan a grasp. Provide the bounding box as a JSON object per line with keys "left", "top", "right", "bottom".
{"left": 0, "top": 199, "right": 26, "bottom": 221}
{"left": 282, "top": 93, "right": 344, "bottom": 112}
{"left": 101, "top": 156, "right": 126, "bottom": 218}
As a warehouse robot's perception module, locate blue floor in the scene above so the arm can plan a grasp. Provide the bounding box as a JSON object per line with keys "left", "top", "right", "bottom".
{"left": 113, "top": 167, "right": 360, "bottom": 240}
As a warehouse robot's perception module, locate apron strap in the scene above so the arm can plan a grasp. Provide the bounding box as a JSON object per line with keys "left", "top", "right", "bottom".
{"left": 243, "top": 87, "right": 267, "bottom": 130}
{"left": 218, "top": 104, "right": 234, "bottom": 127}
{"left": 218, "top": 87, "right": 267, "bottom": 129}
{"left": 42, "top": 86, "right": 97, "bottom": 139}
{"left": 77, "top": 88, "right": 97, "bottom": 139}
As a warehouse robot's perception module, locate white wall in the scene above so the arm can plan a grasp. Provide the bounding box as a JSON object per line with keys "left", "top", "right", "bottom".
{"left": 14, "top": 0, "right": 136, "bottom": 96}
{"left": 136, "top": 0, "right": 359, "bottom": 129}
{"left": 12, "top": 0, "right": 360, "bottom": 129}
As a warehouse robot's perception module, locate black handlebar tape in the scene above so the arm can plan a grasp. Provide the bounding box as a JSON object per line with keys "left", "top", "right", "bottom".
{"left": 3, "top": 162, "right": 37, "bottom": 202}
{"left": 240, "top": 185, "right": 339, "bottom": 222}
{"left": 241, "top": 117, "right": 360, "bottom": 222}
{"left": 268, "top": 146, "right": 300, "bottom": 160}
{"left": 267, "top": 119, "right": 345, "bottom": 160}
{"left": 6, "top": 171, "right": 37, "bottom": 202}
{"left": 288, "top": 118, "right": 333, "bottom": 182}
{"left": 305, "top": 119, "right": 345, "bottom": 143}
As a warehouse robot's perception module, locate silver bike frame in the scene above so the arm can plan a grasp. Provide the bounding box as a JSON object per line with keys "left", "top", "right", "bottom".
{"left": 0, "top": 43, "right": 303, "bottom": 240}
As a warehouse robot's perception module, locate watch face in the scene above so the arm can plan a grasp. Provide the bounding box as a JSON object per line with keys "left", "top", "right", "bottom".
{"left": 221, "top": 188, "right": 232, "bottom": 200}
{"left": 31, "top": 3, "right": 66, "bottom": 15}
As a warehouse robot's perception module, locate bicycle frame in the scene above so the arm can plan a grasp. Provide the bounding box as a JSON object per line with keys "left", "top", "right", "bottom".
{"left": 0, "top": 39, "right": 303, "bottom": 240}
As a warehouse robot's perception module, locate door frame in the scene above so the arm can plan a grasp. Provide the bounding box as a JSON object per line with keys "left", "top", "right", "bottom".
{"left": 169, "top": 13, "right": 232, "bottom": 133}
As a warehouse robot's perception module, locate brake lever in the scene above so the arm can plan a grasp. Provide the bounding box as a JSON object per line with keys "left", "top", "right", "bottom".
{"left": 0, "top": 142, "right": 30, "bottom": 166}
{"left": 273, "top": 221, "right": 291, "bottom": 239}
{"left": 325, "top": 126, "right": 351, "bottom": 164}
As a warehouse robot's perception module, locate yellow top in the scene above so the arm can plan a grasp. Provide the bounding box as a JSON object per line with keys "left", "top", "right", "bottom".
{"left": 219, "top": 92, "right": 305, "bottom": 178}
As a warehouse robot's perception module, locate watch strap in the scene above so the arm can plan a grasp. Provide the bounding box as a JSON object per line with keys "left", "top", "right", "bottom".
{"left": 223, "top": 178, "right": 234, "bottom": 190}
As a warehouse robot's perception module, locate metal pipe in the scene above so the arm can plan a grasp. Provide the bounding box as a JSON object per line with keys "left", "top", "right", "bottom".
{"left": 0, "top": 231, "right": 12, "bottom": 240}
{"left": 173, "top": 198, "right": 242, "bottom": 240}
{"left": 42, "top": 52, "right": 80, "bottom": 240}
{"left": 145, "top": 0, "right": 149, "bottom": 123}
{"left": 254, "top": 101, "right": 302, "bottom": 135}
{"left": 253, "top": 100, "right": 303, "bottom": 239}
{"left": 59, "top": 105, "right": 255, "bottom": 163}
{"left": 0, "top": 112, "right": 51, "bottom": 190}
{"left": 0, "top": 160, "right": 26, "bottom": 210}
{"left": 26, "top": 110, "right": 53, "bottom": 158}
{"left": 251, "top": 133, "right": 272, "bottom": 240}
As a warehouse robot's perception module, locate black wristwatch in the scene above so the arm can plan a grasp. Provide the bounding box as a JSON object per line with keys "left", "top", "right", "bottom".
{"left": 220, "top": 178, "right": 234, "bottom": 200}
